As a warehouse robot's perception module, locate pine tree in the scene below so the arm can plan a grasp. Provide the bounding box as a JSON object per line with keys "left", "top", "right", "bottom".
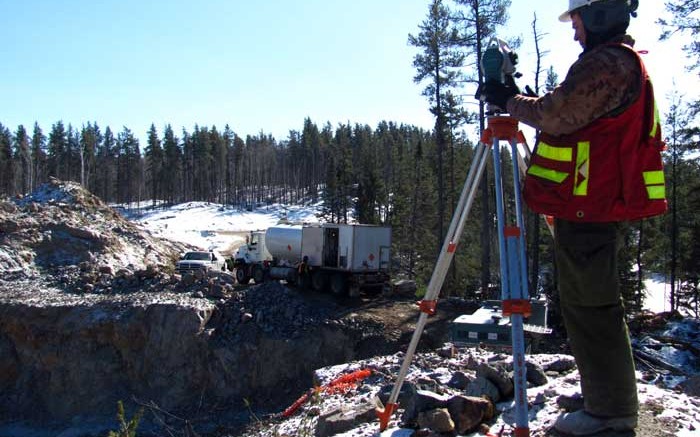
{"left": 95, "top": 126, "right": 117, "bottom": 202}
{"left": 30, "top": 122, "right": 47, "bottom": 192}
{"left": 301, "top": 118, "right": 323, "bottom": 201}
{"left": 335, "top": 124, "right": 355, "bottom": 223}
{"left": 47, "top": 121, "right": 68, "bottom": 181}
{"left": 0, "top": 123, "right": 13, "bottom": 196}
{"left": 659, "top": 1, "right": 700, "bottom": 115}
{"left": 524, "top": 13, "right": 553, "bottom": 295}
{"left": 409, "top": 0, "right": 465, "bottom": 248}
{"left": 410, "top": 136, "right": 439, "bottom": 285}
{"left": 80, "top": 122, "right": 100, "bottom": 191}
{"left": 452, "top": 0, "right": 512, "bottom": 296}
{"left": 181, "top": 128, "right": 194, "bottom": 201}
{"left": 353, "top": 124, "right": 384, "bottom": 224}
{"left": 66, "top": 124, "right": 80, "bottom": 183}
{"left": 14, "top": 125, "right": 32, "bottom": 196}
{"left": 145, "top": 124, "right": 164, "bottom": 206}
{"left": 223, "top": 125, "right": 235, "bottom": 205}
{"left": 116, "top": 127, "right": 141, "bottom": 205}
{"left": 209, "top": 126, "right": 227, "bottom": 204}
{"left": 230, "top": 133, "right": 245, "bottom": 206}
{"left": 678, "top": 159, "right": 700, "bottom": 316}
{"left": 162, "top": 124, "right": 182, "bottom": 204}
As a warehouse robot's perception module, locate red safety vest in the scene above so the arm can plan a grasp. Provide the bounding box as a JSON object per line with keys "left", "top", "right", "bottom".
{"left": 523, "top": 44, "right": 667, "bottom": 222}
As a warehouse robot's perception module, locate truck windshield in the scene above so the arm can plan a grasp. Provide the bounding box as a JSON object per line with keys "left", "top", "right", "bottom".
{"left": 184, "top": 252, "right": 211, "bottom": 261}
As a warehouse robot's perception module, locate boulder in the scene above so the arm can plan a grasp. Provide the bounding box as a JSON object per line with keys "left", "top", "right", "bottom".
{"left": 547, "top": 356, "right": 576, "bottom": 373}
{"left": 476, "top": 362, "right": 513, "bottom": 399}
{"left": 526, "top": 360, "right": 548, "bottom": 387}
{"left": 401, "top": 389, "right": 451, "bottom": 425}
{"left": 417, "top": 408, "right": 454, "bottom": 433}
{"left": 446, "top": 395, "right": 495, "bottom": 434}
{"left": 447, "top": 371, "right": 472, "bottom": 390}
{"left": 678, "top": 375, "right": 700, "bottom": 397}
{"left": 314, "top": 402, "right": 376, "bottom": 437}
{"left": 465, "top": 375, "right": 501, "bottom": 403}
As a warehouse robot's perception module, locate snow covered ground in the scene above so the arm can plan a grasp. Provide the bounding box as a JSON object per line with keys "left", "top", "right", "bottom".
{"left": 123, "top": 201, "right": 323, "bottom": 255}
{"left": 644, "top": 276, "right": 672, "bottom": 314}
{"left": 124, "top": 201, "right": 673, "bottom": 315}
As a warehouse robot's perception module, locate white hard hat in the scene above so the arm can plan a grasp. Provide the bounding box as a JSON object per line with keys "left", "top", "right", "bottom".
{"left": 559, "top": 0, "right": 606, "bottom": 22}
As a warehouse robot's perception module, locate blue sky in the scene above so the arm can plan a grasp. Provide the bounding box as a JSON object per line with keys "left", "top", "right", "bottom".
{"left": 1, "top": 1, "right": 694, "bottom": 144}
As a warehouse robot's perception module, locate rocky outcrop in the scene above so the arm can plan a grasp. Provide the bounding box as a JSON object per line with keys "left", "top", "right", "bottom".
{"left": 0, "top": 282, "right": 369, "bottom": 425}
{"left": 1, "top": 178, "right": 190, "bottom": 277}
{"left": 0, "top": 180, "right": 378, "bottom": 428}
{"left": 0, "top": 295, "right": 215, "bottom": 422}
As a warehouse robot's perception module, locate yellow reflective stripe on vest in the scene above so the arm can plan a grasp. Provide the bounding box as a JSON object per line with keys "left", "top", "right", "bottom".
{"left": 644, "top": 170, "right": 666, "bottom": 200}
{"left": 650, "top": 99, "right": 660, "bottom": 138}
{"left": 535, "top": 142, "right": 573, "bottom": 162}
{"left": 643, "top": 170, "right": 664, "bottom": 185}
{"left": 573, "top": 141, "right": 590, "bottom": 196}
{"left": 647, "top": 185, "right": 666, "bottom": 200}
{"left": 528, "top": 164, "right": 569, "bottom": 183}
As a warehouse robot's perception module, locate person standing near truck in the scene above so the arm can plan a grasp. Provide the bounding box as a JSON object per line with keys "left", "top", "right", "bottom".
{"left": 297, "top": 255, "right": 310, "bottom": 291}
{"left": 481, "top": 0, "right": 666, "bottom": 435}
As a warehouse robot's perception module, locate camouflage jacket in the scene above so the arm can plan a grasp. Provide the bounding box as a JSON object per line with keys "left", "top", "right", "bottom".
{"left": 507, "top": 34, "right": 642, "bottom": 137}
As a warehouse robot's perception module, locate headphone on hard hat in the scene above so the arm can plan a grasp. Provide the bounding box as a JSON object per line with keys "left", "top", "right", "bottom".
{"left": 560, "top": 0, "right": 639, "bottom": 32}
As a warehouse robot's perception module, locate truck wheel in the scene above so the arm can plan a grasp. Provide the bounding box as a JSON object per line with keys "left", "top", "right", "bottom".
{"left": 311, "top": 271, "right": 329, "bottom": 292}
{"left": 253, "top": 265, "right": 265, "bottom": 284}
{"left": 330, "top": 273, "right": 348, "bottom": 296}
{"left": 236, "top": 268, "right": 250, "bottom": 285}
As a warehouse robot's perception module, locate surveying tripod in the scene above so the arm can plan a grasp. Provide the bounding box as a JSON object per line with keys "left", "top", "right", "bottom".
{"left": 377, "top": 115, "right": 533, "bottom": 437}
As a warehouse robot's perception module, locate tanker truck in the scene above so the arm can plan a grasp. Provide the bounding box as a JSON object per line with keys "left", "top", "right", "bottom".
{"left": 232, "top": 223, "right": 391, "bottom": 296}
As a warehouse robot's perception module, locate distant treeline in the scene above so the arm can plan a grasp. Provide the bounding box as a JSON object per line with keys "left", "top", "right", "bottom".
{"left": 0, "top": 117, "right": 461, "bottom": 285}
{"left": 1, "top": 116, "right": 699, "bottom": 317}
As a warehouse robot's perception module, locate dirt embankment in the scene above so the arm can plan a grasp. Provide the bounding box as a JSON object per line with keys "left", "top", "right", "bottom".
{"left": 0, "top": 278, "right": 471, "bottom": 429}
{"left": 0, "top": 179, "right": 473, "bottom": 431}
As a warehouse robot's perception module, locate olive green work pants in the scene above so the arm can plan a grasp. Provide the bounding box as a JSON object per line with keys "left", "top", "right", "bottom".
{"left": 554, "top": 219, "right": 638, "bottom": 417}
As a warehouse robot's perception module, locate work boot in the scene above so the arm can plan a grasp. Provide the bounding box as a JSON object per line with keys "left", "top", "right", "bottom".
{"left": 553, "top": 410, "right": 637, "bottom": 435}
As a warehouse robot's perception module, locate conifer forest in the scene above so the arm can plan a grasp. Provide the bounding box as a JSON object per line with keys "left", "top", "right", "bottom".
{"left": 1, "top": 0, "right": 699, "bottom": 316}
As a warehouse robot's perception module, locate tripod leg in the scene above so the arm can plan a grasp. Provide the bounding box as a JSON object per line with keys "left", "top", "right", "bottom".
{"left": 377, "top": 140, "right": 491, "bottom": 431}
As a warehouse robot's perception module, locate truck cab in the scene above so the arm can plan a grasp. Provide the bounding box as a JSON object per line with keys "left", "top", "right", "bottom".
{"left": 176, "top": 250, "right": 225, "bottom": 274}
{"left": 232, "top": 231, "right": 272, "bottom": 284}
{"left": 234, "top": 231, "right": 270, "bottom": 264}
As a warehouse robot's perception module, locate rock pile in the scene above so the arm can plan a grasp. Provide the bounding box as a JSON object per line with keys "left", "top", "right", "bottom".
{"left": 243, "top": 349, "right": 579, "bottom": 437}
{"left": 0, "top": 178, "right": 190, "bottom": 278}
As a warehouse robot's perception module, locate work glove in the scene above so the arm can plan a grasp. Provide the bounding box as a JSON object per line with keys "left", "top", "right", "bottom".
{"left": 481, "top": 79, "right": 520, "bottom": 111}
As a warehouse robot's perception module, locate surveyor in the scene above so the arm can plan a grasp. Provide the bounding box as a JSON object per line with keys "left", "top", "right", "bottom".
{"left": 481, "top": 0, "right": 667, "bottom": 435}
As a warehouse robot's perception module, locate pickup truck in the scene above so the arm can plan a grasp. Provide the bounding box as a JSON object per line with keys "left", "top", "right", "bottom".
{"left": 176, "top": 250, "right": 226, "bottom": 274}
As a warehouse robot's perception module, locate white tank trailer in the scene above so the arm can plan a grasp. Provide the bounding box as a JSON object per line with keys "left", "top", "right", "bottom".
{"left": 232, "top": 223, "right": 391, "bottom": 296}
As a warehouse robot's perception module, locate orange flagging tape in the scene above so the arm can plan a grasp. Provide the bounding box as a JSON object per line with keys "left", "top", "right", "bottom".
{"left": 323, "top": 382, "right": 356, "bottom": 395}
{"left": 282, "top": 389, "right": 313, "bottom": 417}
{"left": 281, "top": 369, "right": 372, "bottom": 417}
{"left": 326, "top": 368, "right": 372, "bottom": 387}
